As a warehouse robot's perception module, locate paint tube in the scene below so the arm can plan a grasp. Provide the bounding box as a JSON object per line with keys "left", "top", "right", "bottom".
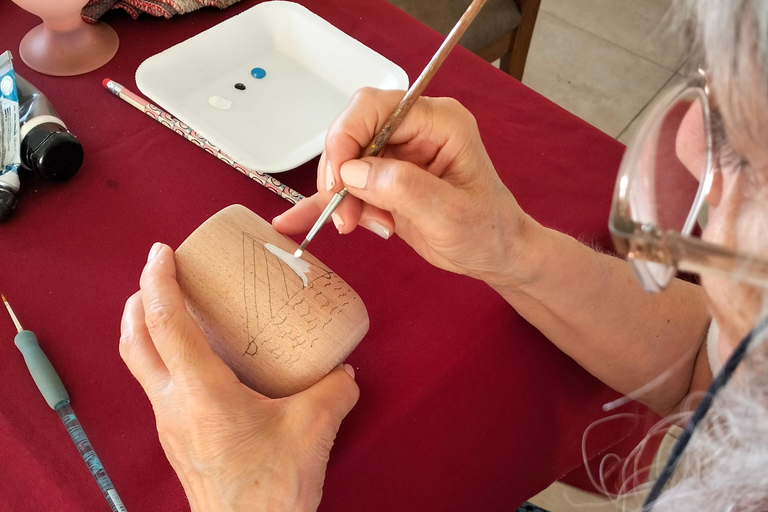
{"left": 18, "top": 74, "right": 83, "bottom": 182}
{"left": 0, "top": 50, "right": 20, "bottom": 221}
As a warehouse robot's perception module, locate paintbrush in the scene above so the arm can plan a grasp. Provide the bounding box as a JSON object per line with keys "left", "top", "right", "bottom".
{"left": 294, "top": 0, "right": 488, "bottom": 257}
{"left": 3, "top": 294, "right": 128, "bottom": 511}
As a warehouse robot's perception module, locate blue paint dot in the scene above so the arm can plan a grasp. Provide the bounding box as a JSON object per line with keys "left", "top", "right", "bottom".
{"left": 251, "top": 67, "right": 267, "bottom": 79}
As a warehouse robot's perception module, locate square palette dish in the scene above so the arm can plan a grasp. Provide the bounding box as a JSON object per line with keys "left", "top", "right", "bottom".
{"left": 136, "top": 1, "right": 409, "bottom": 173}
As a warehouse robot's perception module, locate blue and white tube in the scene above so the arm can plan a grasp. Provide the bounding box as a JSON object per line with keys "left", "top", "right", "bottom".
{"left": 0, "top": 50, "right": 20, "bottom": 221}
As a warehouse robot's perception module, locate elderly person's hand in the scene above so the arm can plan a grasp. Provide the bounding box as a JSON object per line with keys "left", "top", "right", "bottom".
{"left": 120, "top": 243, "right": 359, "bottom": 512}
{"left": 273, "top": 88, "right": 537, "bottom": 287}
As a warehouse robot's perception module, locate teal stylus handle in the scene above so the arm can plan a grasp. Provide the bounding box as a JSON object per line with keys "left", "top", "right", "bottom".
{"left": 15, "top": 330, "right": 69, "bottom": 409}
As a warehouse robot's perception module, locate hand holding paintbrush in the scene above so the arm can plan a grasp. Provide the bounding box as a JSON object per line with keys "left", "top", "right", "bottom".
{"left": 292, "top": 0, "right": 488, "bottom": 256}
{"left": 274, "top": 0, "right": 522, "bottom": 287}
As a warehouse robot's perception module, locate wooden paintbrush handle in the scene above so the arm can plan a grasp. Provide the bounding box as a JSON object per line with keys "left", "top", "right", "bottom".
{"left": 361, "top": 0, "right": 488, "bottom": 158}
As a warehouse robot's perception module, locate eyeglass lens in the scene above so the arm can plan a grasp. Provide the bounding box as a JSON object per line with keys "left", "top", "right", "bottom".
{"left": 627, "top": 88, "right": 710, "bottom": 287}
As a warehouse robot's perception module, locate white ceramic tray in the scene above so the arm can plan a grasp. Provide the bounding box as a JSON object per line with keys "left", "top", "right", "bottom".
{"left": 136, "top": 1, "right": 409, "bottom": 173}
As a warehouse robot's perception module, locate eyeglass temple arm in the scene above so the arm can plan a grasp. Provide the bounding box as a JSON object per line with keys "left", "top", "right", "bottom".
{"left": 625, "top": 228, "right": 768, "bottom": 287}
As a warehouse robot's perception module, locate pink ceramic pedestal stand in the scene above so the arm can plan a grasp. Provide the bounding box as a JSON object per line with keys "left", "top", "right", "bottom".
{"left": 11, "top": 0, "right": 119, "bottom": 76}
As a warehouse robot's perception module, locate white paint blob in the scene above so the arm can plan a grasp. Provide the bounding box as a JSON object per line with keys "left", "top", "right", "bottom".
{"left": 208, "top": 95, "right": 232, "bottom": 110}
{"left": 265, "top": 243, "right": 310, "bottom": 287}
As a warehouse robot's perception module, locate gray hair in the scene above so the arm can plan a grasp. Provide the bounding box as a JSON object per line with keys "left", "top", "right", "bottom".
{"left": 645, "top": 342, "right": 768, "bottom": 512}
{"left": 677, "top": 0, "right": 768, "bottom": 175}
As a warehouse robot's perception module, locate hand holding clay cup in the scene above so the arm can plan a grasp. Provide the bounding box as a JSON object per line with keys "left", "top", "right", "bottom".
{"left": 174, "top": 204, "right": 369, "bottom": 398}
{"left": 120, "top": 244, "right": 359, "bottom": 512}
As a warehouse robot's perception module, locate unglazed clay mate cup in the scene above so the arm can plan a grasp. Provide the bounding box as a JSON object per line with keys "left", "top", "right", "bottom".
{"left": 175, "top": 204, "right": 369, "bottom": 398}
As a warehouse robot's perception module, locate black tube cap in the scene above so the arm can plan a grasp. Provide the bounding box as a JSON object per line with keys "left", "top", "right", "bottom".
{"left": 0, "top": 187, "right": 17, "bottom": 222}
{"left": 22, "top": 123, "right": 84, "bottom": 182}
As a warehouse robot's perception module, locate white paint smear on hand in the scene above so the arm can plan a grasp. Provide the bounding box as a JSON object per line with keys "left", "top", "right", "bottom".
{"left": 265, "top": 243, "right": 310, "bottom": 287}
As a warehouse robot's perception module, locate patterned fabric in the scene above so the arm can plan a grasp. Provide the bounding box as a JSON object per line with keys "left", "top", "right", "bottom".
{"left": 516, "top": 503, "right": 550, "bottom": 512}
{"left": 82, "top": 0, "right": 242, "bottom": 21}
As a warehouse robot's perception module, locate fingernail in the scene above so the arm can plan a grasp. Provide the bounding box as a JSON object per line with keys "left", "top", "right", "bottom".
{"left": 325, "top": 161, "right": 335, "bottom": 191}
{"left": 344, "top": 364, "right": 355, "bottom": 379}
{"left": 272, "top": 214, "right": 282, "bottom": 225}
{"left": 340, "top": 160, "right": 370, "bottom": 189}
{"left": 362, "top": 220, "right": 391, "bottom": 240}
{"left": 331, "top": 212, "right": 344, "bottom": 234}
{"left": 148, "top": 242, "right": 162, "bottom": 262}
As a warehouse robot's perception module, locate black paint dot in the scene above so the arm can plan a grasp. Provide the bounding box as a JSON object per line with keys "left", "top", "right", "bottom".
{"left": 234, "top": 83, "right": 246, "bottom": 90}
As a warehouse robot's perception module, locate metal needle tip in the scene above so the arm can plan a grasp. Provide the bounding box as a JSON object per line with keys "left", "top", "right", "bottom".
{"left": 2, "top": 294, "right": 24, "bottom": 333}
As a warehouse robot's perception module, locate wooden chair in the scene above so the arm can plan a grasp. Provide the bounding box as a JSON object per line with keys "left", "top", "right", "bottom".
{"left": 387, "top": 0, "right": 541, "bottom": 81}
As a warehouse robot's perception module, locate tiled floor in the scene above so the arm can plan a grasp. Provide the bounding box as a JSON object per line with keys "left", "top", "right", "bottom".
{"left": 522, "top": 0, "right": 686, "bottom": 144}
{"left": 517, "top": 1, "right": 685, "bottom": 511}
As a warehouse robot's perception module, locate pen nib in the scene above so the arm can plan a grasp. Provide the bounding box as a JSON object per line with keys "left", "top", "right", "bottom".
{"left": 1, "top": 294, "right": 23, "bottom": 333}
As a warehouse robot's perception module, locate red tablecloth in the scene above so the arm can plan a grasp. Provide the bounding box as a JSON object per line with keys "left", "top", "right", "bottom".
{"left": 0, "top": 2, "right": 656, "bottom": 511}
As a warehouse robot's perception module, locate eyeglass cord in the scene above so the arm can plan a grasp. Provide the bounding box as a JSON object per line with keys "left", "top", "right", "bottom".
{"left": 642, "top": 314, "right": 768, "bottom": 511}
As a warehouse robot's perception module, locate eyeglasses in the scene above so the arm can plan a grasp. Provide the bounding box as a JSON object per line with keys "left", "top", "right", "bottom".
{"left": 609, "top": 75, "right": 768, "bottom": 292}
